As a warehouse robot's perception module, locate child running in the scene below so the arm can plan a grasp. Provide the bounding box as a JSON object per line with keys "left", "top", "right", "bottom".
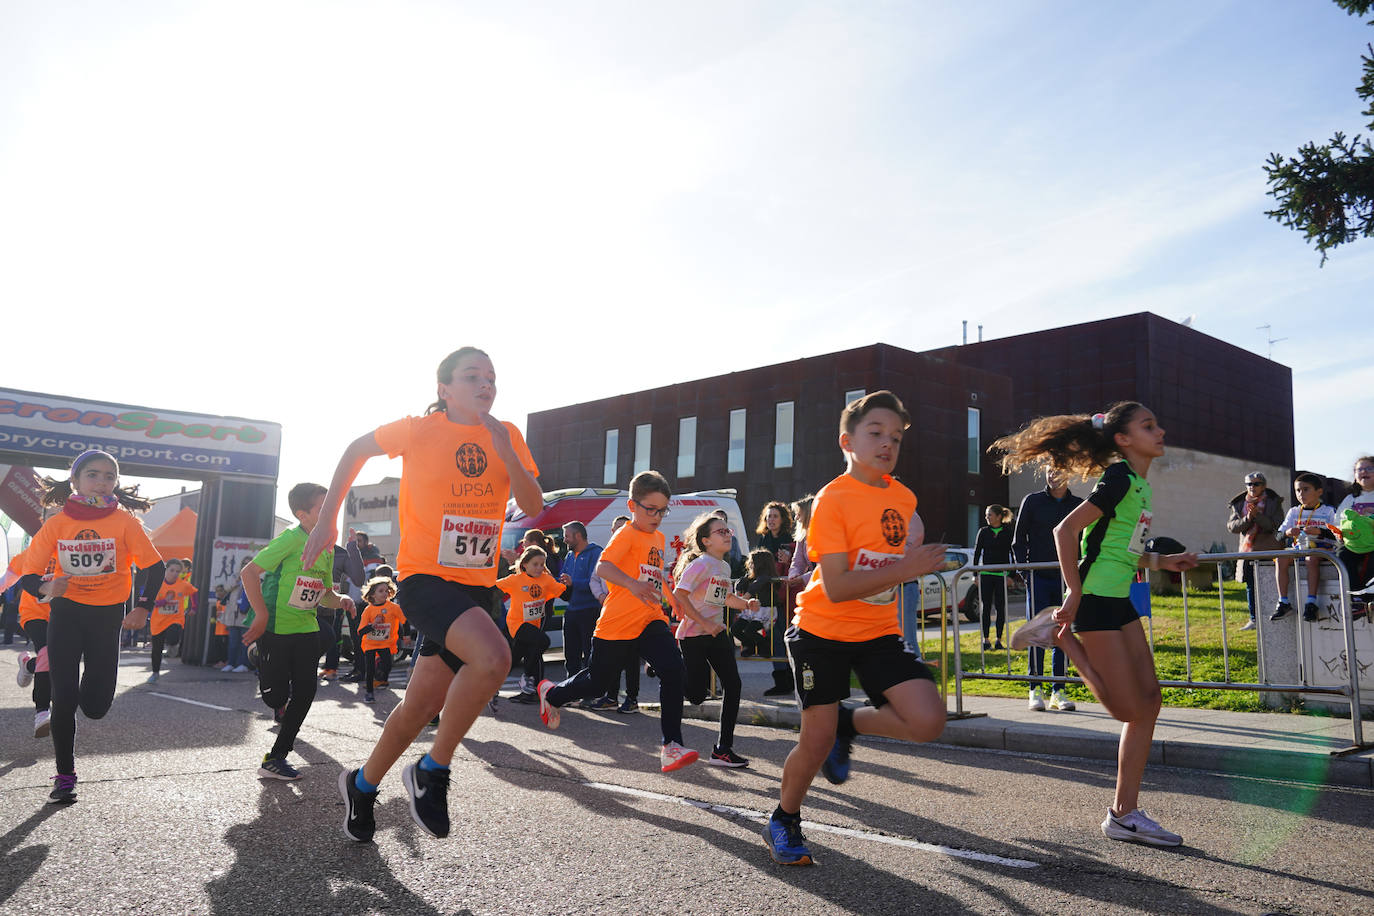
{"left": 672, "top": 512, "right": 760, "bottom": 767}
{"left": 19, "top": 450, "right": 166, "bottom": 804}
{"left": 356, "top": 576, "right": 406, "bottom": 703}
{"left": 147, "top": 558, "right": 196, "bottom": 684}
{"left": 766, "top": 392, "right": 948, "bottom": 866}
{"left": 496, "top": 545, "right": 565, "bottom": 703}
{"left": 6, "top": 548, "right": 54, "bottom": 738}
{"left": 240, "top": 483, "right": 355, "bottom": 780}
{"left": 997, "top": 401, "right": 1198, "bottom": 847}
{"left": 537, "top": 470, "right": 699, "bottom": 773}
{"left": 304, "top": 346, "right": 542, "bottom": 843}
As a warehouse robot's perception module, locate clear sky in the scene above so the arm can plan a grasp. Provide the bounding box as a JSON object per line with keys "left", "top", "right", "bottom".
{"left": 3, "top": 1, "right": 1371, "bottom": 521}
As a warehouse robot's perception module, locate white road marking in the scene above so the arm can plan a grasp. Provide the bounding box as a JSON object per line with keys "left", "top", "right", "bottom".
{"left": 583, "top": 781, "right": 1039, "bottom": 869}
{"left": 146, "top": 692, "right": 234, "bottom": 711}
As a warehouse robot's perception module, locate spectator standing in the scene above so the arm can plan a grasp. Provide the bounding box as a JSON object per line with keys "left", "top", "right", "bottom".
{"left": 558, "top": 522, "right": 602, "bottom": 680}
{"left": 1226, "top": 471, "right": 1284, "bottom": 631}
{"left": 756, "top": 501, "right": 796, "bottom": 574}
{"left": 973, "top": 505, "right": 1014, "bottom": 650}
{"left": 1013, "top": 469, "right": 1082, "bottom": 711}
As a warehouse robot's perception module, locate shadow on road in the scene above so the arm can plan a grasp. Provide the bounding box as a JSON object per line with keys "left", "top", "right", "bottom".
{"left": 0, "top": 806, "right": 59, "bottom": 909}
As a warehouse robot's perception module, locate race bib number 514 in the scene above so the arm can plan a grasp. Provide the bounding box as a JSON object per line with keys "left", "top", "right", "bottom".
{"left": 57, "top": 538, "right": 117, "bottom": 577}
{"left": 439, "top": 515, "right": 500, "bottom": 569}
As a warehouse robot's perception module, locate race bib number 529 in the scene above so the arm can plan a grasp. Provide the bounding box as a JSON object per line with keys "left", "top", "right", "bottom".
{"left": 57, "top": 538, "right": 117, "bottom": 577}
{"left": 439, "top": 515, "right": 500, "bottom": 569}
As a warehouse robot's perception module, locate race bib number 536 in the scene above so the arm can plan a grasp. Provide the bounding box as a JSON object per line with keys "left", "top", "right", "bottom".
{"left": 439, "top": 515, "right": 500, "bottom": 569}
{"left": 57, "top": 538, "right": 117, "bottom": 577}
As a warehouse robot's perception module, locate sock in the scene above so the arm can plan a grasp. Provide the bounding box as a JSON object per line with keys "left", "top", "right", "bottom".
{"left": 418, "top": 753, "right": 449, "bottom": 772}
{"left": 773, "top": 804, "right": 799, "bottom": 821}
{"left": 355, "top": 770, "right": 379, "bottom": 793}
{"left": 837, "top": 703, "right": 858, "bottom": 740}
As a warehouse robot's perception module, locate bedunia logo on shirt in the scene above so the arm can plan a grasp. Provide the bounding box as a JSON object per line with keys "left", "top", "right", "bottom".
{"left": 441, "top": 518, "right": 501, "bottom": 537}
{"left": 455, "top": 444, "right": 488, "bottom": 477}
{"left": 856, "top": 553, "right": 899, "bottom": 570}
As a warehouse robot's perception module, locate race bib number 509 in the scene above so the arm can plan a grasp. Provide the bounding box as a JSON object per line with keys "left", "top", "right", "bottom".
{"left": 57, "top": 538, "right": 117, "bottom": 577}
{"left": 439, "top": 515, "right": 500, "bottom": 569}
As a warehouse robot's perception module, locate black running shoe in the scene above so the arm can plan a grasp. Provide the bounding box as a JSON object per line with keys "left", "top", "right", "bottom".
{"left": 339, "top": 768, "right": 378, "bottom": 842}
{"left": 401, "top": 759, "right": 450, "bottom": 839}
{"left": 47, "top": 772, "right": 77, "bottom": 805}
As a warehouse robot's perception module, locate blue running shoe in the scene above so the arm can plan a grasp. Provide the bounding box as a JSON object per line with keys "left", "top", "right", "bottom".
{"left": 820, "top": 733, "right": 852, "bottom": 785}
{"left": 764, "top": 812, "right": 813, "bottom": 866}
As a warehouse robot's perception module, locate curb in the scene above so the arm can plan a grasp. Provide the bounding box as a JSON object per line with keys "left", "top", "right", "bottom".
{"left": 674, "top": 700, "right": 1374, "bottom": 789}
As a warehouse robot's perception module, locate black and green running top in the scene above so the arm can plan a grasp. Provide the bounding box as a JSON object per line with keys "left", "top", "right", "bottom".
{"left": 1078, "top": 462, "right": 1152, "bottom": 598}
{"left": 253, "top": 526, "right": 334, "bottom": 635}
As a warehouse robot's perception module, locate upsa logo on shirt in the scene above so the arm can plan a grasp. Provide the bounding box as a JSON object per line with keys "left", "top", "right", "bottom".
{"left": 647, "top": 547, "right": 663, "bottom": 569}
{"left": 529, "top": 583, "right": 543, "bottom": 599}
{"left": 880, "top": 509, "right": 906, "bottom": 547}
{"left": 455, "top": 443, "right": 488, "bottom": 478}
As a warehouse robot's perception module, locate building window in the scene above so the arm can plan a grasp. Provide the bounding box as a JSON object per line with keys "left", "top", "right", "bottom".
{"left": 774, "top": 401, "right": 794, "bottom": 469}
{"left": 845, "top": 388, "right": 866, "bottom": 405}
{"left": 678, "top": 417, "right": 696, "bottom": 479}
{"left": 603, "top": 429, "right": 619, "bottom": 485}
{"left": 728, "top": 408, "right": 746, "bottom": 473}
{"left": 967, "top": 505, "right": 981, "bottom": 547}
{"left": 967, "top": 407, "right": 981, "bottom": 473}
{"left": 633, "top": 423, "right": 651, "bottom": 475}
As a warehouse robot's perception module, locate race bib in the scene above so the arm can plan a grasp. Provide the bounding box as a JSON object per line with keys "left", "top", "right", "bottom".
{"left": 639, "top": 564, "right": 665, "bottom": 591}
{"left": 287, "top": 575, "right": 325, "bottom": 610}
{"left": 438, "top": 515, "right": 500, "bottom": 569}
{"left": 56, "top": 538, "right": 117, "bottom": 577}
{"left": 854, "top": 548, "right": 902, "bottom": 605}
{"left": 157, "top": 601, "right": 179, "bottom": 616}
{"left": 522, "top": 599, "right": 545, "bottom": 622}
{"left": 371, "top": 622, "right": 391, "bottom": 641}
{"left": 1128, "top": 509, "right": 1153, "bottom": 556}
{"left": 703, "top": 575, "right": 731, "bottom": 608}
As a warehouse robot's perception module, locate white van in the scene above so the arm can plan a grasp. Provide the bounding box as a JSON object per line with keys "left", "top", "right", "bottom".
{"left": 504, "top": 487, "right": 750, "bottom": 574}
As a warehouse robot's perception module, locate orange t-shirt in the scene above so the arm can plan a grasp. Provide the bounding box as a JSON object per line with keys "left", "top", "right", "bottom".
{"left": 496, "top": 571, "right": 567, "bottom": 637}
{"left": 8, "top": 550, "right": 51, "bottom": 626}
{"left": 374, "top": 413, "right": 538, "bottom": 587}
{"left": 22, "top": 507, "right": 163, "bottom": 606}
{"left": 359, "top": 600, "right": 406, "bottom": 652}
{"left": 214, "top": 600, "right": 228, "bottom": 636}
{"left": 150, "top": 579, "right": 197, "bottom": 635}
{"left": 793, "top": 473, "right": 918, "bottom": 642}
{"left": 593, "top": 523, "right": 669, "bottom": 640}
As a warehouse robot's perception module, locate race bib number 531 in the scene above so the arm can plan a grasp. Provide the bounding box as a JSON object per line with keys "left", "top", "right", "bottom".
{"left": 57, "top": 538, "right": 117, "bottom": 577}
{"left": 439, "top": 515, "right": 500, "bottom": 569}
{"left": 287, "top": 576, "right": 326, "bottom": 610}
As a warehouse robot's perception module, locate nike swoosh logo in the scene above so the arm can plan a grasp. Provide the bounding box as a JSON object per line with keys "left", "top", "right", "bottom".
{"left": 414, "top": 784, "right": 426, "bottom": 799}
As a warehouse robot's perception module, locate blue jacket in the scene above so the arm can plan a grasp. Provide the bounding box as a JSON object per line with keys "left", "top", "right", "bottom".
{"left": 562, "top": 543, "right": 604, "bottom": 613}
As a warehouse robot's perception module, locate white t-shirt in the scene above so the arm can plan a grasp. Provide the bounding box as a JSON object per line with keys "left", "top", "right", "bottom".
{"left": 674, "top": 554, "right": 732, "bottom": 639}
{"left": 1280, "top": 504, "right": 1339, "bottom": 550}
{"left": 1337, "top": 492, "right": 1374, "bottom": 520}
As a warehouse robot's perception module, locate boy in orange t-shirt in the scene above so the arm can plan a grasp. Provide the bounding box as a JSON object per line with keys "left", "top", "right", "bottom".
{"left": 147, "top": 558, "right": 196, "bottom": 684}
{"left": 496, "top": 545, "right": 566, "bottom": 701}
{"left": 763, "top": 391, "right": 949, "bottom": 867}
{"left": 538, "top": 470, "right": 699, "bottom": 773}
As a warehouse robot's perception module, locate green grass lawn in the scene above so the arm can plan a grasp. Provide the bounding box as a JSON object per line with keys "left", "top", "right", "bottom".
{"left": 914, "top": 583, "right": 1290, "bottom": 713}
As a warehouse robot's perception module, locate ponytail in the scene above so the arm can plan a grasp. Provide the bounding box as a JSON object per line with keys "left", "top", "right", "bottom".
{"left": 990, "top": 401, "right": 1145, "bottom": 478}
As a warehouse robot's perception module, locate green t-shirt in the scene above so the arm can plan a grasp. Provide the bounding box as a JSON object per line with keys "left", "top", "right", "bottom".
{"left": 1079, "top": 462, "right": 1152, "bottom": 598}
{"left": 252, "top": 526, "right": 334, "bottom": 635}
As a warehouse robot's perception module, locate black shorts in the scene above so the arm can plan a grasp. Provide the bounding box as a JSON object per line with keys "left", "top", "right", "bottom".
{"left": 1072, "top": 594, "right": 1139, "bottom": 633}
{"left": 398, "top": 574, "right": 489, "bottom": 674}
{"left": 785, "top": 626, "right": 934, "bottom": 710}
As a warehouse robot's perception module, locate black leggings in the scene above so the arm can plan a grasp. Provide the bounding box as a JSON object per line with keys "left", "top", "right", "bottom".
{"left": 47, "top": 598, "right": 124, "bottom": 775}
{"left": 22, "top": 618, "right": 51, "bottom": 712}
{"left": 363, "top": 647, "right": 394, "bottom": 686}
{"left": 1340, "top": 548, "right": 1374, "bottom": 592}
{"left": 509, "top": 623, "right": 550, "bottom": 683}
{"left": 546, "top": 620, "right": 686, "bottom": 744}
{"left": 980, "top": 575, "right": 1007, "bottom": 641}
{"left": 258, "top": 631, "right": 321, "bottom": 759}
{"left": 150, "top": 623, "right": 183, "bottom": 674}
{"left": 681, "top": 630, "right": 742, "bottom": 749}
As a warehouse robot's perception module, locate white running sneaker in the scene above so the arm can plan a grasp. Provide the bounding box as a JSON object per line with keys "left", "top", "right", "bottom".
{"left": 1011, "top": 606, "right": 1060, "bottom": 650}
{"left": 17, "top": 652, "right": 34, "bottom": 689}
{"left": 1028, "top": 687, "right": 1046, "bottom": 711}
{"left": 1101, "top": 808, "right": 1182, "bottom": 847}
{"left": 1239, "top": 618, "right": 1256, "bottom": 631}
{"left": 34, "top": 709, "right": 51, "bottom": 738}
{"left": 660, "top": 742, "right": 700, "bottom": 773}
{"left": 1049, "top": 690, "right": 1076, "bottom": 711}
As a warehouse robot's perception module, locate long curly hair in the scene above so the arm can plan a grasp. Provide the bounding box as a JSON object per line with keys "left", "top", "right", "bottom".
{"left": 990, "top": 401, "right": 1146, "bottom": 478}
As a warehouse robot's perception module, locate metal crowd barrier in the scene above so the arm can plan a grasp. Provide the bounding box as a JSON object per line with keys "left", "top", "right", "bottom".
{"left": 940, "top": 551, "right": 1369, "bottom": 753}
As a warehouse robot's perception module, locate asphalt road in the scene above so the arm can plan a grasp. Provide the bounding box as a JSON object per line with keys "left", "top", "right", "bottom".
{"left": 1, "top": 650, "right": 1370, "bottom": 916}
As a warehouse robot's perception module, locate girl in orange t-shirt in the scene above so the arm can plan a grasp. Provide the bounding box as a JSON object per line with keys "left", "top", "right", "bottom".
{"left": 147, "top": 558, "right": 196, "bottom": 684}
{"left": 495, "top": 545, "right": 566, "bottom": 700}
{"left": 6, "top": 548, "right": 54, "bottom": 739}
{"left": 356, "top": 576, "right": 406, "bottom": 703}
{"left": 19, "top": 450, "right": 166, "bottom": 805}
{"left": 303, "top": 346, "right": 543, "bottom": 842}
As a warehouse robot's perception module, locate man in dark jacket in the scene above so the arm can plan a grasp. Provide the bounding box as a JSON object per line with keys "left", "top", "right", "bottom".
{"left": 1227, "top": 471, "right": 1285, "bottom": 630}
{"left": 1013, "top": 469, "right": 1083, "bottom": 712}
